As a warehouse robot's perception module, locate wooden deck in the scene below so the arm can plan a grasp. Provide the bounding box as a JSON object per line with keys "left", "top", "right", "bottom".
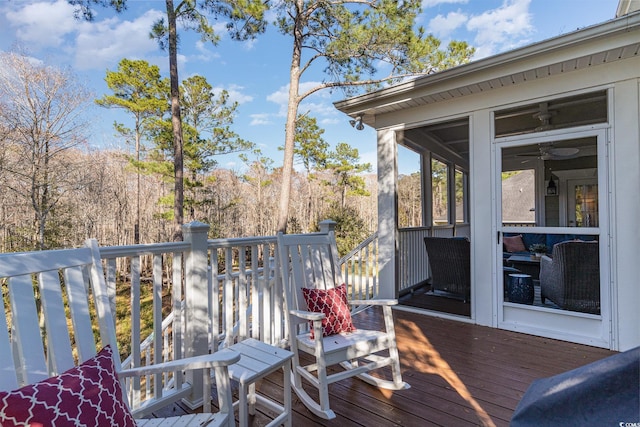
{"left": 156, "top": 306, "right": 615, "bottom": 426}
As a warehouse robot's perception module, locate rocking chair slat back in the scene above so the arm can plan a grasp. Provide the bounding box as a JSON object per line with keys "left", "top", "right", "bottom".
{"left": 0, "top": 290, "right": 17, "bottom": 391}
{"left": 0, "top": 246, "right": 113, "bottom": 391}
{"left": 1, "top": 240, "right": 239, "bottom": 427}
{"left": 283, "top": 233, "right": 342, "bottom": 312}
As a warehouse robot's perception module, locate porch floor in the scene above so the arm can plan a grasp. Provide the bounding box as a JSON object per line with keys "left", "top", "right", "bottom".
{"left": 154, "top": 306, "right": 614, "bottom": 426}
{"left": 399, "top": 285, "right": 471, "bottom": 316}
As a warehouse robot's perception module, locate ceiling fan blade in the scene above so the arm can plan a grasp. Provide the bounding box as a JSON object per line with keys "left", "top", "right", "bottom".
{"left": 548, "top": 147, "right": 580, "bottom": 157}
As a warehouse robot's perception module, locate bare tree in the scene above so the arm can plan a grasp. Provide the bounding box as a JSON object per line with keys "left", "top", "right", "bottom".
{"left": 0, "top": 52, "right": 93, "bottom": 250}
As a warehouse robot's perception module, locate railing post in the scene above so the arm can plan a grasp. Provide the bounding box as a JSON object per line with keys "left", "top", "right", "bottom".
{"left": 182, "top": 221, "right": 210, "bottom": 409}
{"left": 319, "top": 219, "right": 336, "bottom": 234}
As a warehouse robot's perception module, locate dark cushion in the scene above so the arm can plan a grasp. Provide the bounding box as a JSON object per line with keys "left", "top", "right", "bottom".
{"left": 511, "top": 346, "right": 640, "bottom": 426}
{"left": 504, "top": 233, "right": 598, "bottom": 255}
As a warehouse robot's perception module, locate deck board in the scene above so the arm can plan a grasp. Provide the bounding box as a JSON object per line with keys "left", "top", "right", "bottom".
{"left": 153, "top": 306, "right": 615, "bottom": 426}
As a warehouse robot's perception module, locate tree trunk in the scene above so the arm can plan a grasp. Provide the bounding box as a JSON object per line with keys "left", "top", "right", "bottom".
{"left": 135, "top": 118, "right": 141, "bottom": 244}
{"left": 166, "top": 0, "right": 184, "bottom": 241}
{"left": 276, "top": 5, "right": 304, "bottom": 234}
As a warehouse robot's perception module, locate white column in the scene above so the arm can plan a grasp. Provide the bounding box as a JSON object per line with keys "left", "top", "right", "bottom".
{"left": 612, "top": 80, "right": 640, "bottom": 351}
{"left": 377, "top": 128, "right": 397, "bottom": 299}
{"left": 470, "top": 110, "right": 496, "bottom": 327}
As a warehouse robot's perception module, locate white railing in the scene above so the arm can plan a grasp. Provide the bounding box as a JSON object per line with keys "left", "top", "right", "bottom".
{"left": 398, "top": 227, "right": 431, "bottom": 294}
{"left": 206, "top": 235, "right": 282, "bottom": 349}
{"left": 340, "top": 231, "right": 379, "bottom": 302}
{"left": 96, "top": 220, "right": 380, "bottom": 411}
{"left": 98, "top": 241, "right": 190, "bottom": 413}
{"left": 397, "top": 224, "right": 470, "bottom": 294}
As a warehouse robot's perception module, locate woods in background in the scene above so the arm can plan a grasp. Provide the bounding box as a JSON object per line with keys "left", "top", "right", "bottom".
{"left": 0, "top": 53, "right": 377, "bottom": 252}
{"left": 0, "top": 144, "right": 378, "bottom": 252}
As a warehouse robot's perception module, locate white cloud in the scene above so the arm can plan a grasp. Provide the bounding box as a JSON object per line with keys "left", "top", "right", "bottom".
{"left": 299, "top": 81, "right": 333, "bottom": 99}
{"left": 211, "top": 21, "right": 228, "bottom": 35}
{"left": 74, "top": 9, "right": 164, "bottom": 70}
{"left": 428, "top": 11, "right": 468, "bottom": 37}
{"left": 422, "top": 0, "right": 468, "bottom": 7}
{"left": 467, "top": 0, "right": 534, "bottom": 58}
{"left": 266, "top": 84, "right": 290, "bottom": 116}
{"left": 264, "top": 8, "right": 280, "bottom": 23}
{"left": 213, "top": 84, "right": 253, "bottom": 105}
{"left": 320, "top": 117, "right": 340, "bottom": 126}
{"left": 261, "top": 81, "right": 339, "bottom": 129}
{"left": 242, "top": 38, "right": 259, "bottom": 50}
{"left": 194, "top": 40, "right": 221, "bottom": 62}
{"left": 298, "top": 101, "right": 338, "bottom": 119}
{"left": 250, "top": 113, "right": 272, "bottom": 126}
{"left": 5, "top": 0, "right": 77, "bottom": 49}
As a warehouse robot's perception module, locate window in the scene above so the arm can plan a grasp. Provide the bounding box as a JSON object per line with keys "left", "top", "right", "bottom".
{"left": 494, "top": 91, "right": 607, "bottom": 137}
{"left": 455, "top": 168, "right": 467, "bottom": 223}
{"left": 501, "top": 169, "right": 536, "bottom": 225}
{"left": 397, "top": 145, "right": 423, "bottom": 228}
{"left": 431, "top": 158, "right": 448, "bottom": 225}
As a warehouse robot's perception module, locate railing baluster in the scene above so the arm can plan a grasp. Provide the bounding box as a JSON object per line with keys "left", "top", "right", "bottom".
{"left": 250, "top": 245, "right": 260, "bottom": 342}
{"left": 238, "top": 248, "right": 248, "bottom": 341}
{"left": 224, "top": 247, "right": 234, "bottom": 347}
{"left": 163, "top": 325, "right": 169, "bottom": 387}
{"left": 152, "top": 254, "right": 163, "bottom": 399}
{"left": 105, "top": 259, "right": 117, "bottom": 322}
{"left": 144, "top": 348, "right": 150, "bottom": 399}
{"left": 130, "top": 256, "right": 141, "bottom": 409}
{"left": 209, "top": 249, "right": 220, "bottom": 351}
{"left": 172, "top": 252, "right": 183, "bottom": 388}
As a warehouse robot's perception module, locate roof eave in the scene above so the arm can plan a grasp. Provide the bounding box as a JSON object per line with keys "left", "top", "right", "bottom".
{"left": 334, "top": 10, "right": 640, "bottom": 117}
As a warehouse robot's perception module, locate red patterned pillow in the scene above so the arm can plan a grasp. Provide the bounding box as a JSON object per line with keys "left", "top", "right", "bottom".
{"left": 504, "top": 234, "right": 526, "bottom": 252}
{"left": 0, "top": 345, "right": 136, "bottom": 427}
{"left": 302, "top": 283, "right": 356, "bottom": 338}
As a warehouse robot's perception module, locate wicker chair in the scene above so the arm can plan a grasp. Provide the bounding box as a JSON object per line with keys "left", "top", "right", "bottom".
{"left": 423, "top": 237, "right": 471, "bottom": 301}
{"left": 540, "top": 241, "right": 600, "bottom": 314}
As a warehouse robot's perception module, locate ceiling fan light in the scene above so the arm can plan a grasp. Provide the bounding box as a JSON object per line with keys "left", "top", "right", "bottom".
{"left": 534, "top": 124, "right": 553, "bottom": 132}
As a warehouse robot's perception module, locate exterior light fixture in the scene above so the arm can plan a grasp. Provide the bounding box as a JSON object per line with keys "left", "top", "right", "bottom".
{"left": 349, "top": 114, "right": 364, "bottom": 131}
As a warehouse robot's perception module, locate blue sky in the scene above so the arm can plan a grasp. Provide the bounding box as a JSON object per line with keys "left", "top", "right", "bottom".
{"left": 0, "top": 0, "right": 619, "bottom": 172}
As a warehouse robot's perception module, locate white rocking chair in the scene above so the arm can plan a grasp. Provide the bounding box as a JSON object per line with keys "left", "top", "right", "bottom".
{"left": 0, "top": 239, "right": 239, "bottom": 427}
{"left": 277, "top": 231, "right": 409, "bottom": 420}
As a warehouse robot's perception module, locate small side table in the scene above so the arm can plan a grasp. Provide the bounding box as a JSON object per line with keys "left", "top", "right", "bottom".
{"left": 227, "top": 338, "right": 294, "bottom": 427}
{"left": 507, "top": 255, "right": 541, "bottom": 280}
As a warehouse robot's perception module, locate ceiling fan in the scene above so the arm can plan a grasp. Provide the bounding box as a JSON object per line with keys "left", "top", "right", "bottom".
{"left": 517, "top": 144, "right": 580, "bottom": 162}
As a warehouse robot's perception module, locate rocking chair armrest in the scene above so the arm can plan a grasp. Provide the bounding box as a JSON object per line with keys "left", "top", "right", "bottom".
{"left": 117, "top": 348, "right": 240, "bottom": 378}
{"left": 349, "top": 298, "right": 397, "bottom": 306}
{"left": 290, "top": 309, "right": 325, "bottom": 321}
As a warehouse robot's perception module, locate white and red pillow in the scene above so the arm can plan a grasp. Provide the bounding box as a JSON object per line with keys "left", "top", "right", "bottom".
{"left": 0, "top": 345, "right": 136, "bottom": 427}
{"left": 302, "top": 283, "right": 356, "bottom": 338}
